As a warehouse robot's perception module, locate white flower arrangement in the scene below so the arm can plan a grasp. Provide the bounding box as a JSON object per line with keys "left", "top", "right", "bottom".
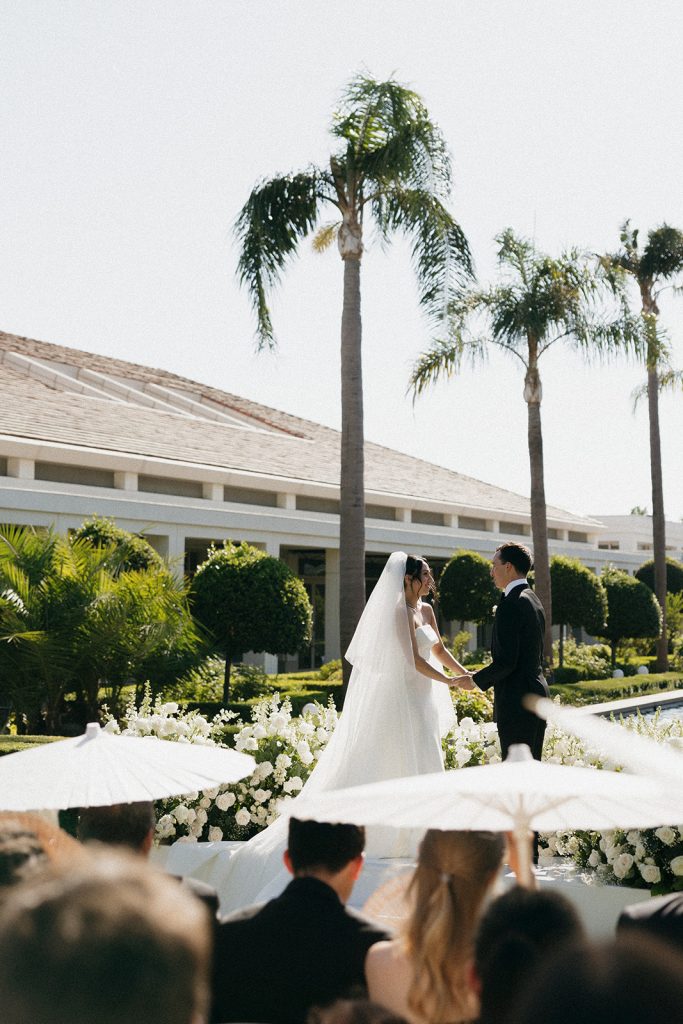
{"left": 105, "top": 687, "right": 338, "bottom": 843}
{"left": 107, "top": 688, "right": 683, "bottom": 892}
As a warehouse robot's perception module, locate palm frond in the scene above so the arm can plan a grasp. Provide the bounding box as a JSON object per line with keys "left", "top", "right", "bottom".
{"left": 372, "top": 187, "right": 473, "bottom": 326}
{"left": 311, "top": 221, "right": 340, "bottom": 253}
{"left": 641, "top": 224, "right": 683, "bottom": 280}
{"left": 235, "top": 170, "right": 331, "bottom": 349}
{"left": 409, "top": 335, "right": 486, "bottom": 397}
{"left": 333, "top": 75, "right": 451, "bottom": 195}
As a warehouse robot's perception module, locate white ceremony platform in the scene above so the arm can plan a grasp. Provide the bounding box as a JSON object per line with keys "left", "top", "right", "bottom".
{"left": 151, "top": 842, "right": 650, "bottom": 937}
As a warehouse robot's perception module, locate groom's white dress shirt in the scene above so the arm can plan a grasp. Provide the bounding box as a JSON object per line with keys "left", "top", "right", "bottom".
{"left": 503, "top": 578, "right": 528, "bottom": 598}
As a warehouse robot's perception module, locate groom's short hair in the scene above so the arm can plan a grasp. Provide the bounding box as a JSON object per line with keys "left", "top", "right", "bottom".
{"left": 288, "top": 818, "right": 365, "bottom": 874}
{"left": 496, "top": 542, "right": 532, "bottom": 575}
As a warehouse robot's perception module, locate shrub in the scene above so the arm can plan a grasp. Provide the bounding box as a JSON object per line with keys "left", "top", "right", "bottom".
{"left": 635, "top": 557, "right": 683, "bottom": 595}
{"left": 191, "top": 542, "right": 312, "bottom": 705}
{"left": 451, "top": 686, "right": 493, "bottom": 723}
{"left": 551, "top": 638, "right": 611, "bottom": 681}
{"left": 73, "top": 516, "right": 164, "bottom": 573}
{"left": 438, "top": 551, "right": 498, "bottom": 627}
{"left": 168, "top": 658, "right": 276, "bottom": 703}
{"left": 550, "top": 556, "right": 607, "bottom": 665}
{"left": 599, "top": 566, "right": 662, "bottom": 668}
{"left": 318, "top": 659, "right": 342, "bottom": 681}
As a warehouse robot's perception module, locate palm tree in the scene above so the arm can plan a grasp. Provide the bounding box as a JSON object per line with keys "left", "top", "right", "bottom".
{"left": 601, "top": 222, "right": 683, "bottom": 671}
{"left": 235, "top": 74, "right": 473, "bottom": 688}
{"left": 410, "top": 229, "right": 640, "bottom": 665}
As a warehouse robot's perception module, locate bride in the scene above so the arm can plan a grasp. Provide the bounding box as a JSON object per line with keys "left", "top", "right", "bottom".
{"left": 214, "top": 551, "right": 473, "bottom": 912}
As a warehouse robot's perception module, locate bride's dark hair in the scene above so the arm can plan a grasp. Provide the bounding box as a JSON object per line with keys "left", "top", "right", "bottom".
{"left": 404, "top": 554, "right": 435, "bottom": 596}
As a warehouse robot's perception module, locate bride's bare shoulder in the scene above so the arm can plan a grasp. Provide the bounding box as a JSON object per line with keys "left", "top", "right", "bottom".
{"left": 365, "top": 938, "right": 405, "bottom": 973}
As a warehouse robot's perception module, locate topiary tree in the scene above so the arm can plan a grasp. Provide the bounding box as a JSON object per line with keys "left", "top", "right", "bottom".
{"left": 438, "top": 550, "right": 498, "bottom": 630}
{"left": 599, "top": 566, "right": 662, "bottom": 668}
{"left": 550, "top": 556, "right": 608, "bottom": 666}
{"left": 635, "top": 557, "right": 683, "bottom": 596}
{"left": 73, "top": 516, "right": 163, "bottom": 574}
{"left": 191, "top": 542, "right": 312, "bottom": 704}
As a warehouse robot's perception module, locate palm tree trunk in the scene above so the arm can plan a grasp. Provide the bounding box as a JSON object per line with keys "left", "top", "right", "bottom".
{"left": 647, "top": 366, "right": 668, "bottom": 670}
{"left": 525, "top": 362, "right": 553, "bottom": 667}
{"left": 339, "top": 253, "right": 366, "bottom": 697}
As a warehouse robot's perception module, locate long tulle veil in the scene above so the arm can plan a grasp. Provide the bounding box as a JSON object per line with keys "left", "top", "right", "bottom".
{"left": 213, "top": 551, "right": 434, "bottom": 912}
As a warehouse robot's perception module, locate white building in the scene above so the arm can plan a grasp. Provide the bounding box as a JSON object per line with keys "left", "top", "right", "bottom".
{"left": 0, "top": 330, "right": 648, "bottom": 668}
{"left": 591, "top": 514, "right": 683, "bottom": 565}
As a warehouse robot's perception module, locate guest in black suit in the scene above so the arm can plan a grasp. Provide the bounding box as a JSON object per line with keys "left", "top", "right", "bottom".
{"left": 211, "top": 818, "right": 389, "bottom": 1024}
{"left": 462, "top": 542, "right": 549, "bottom": 761}
{"left": 617, "top": 891, "right": 683, "bottom": 953}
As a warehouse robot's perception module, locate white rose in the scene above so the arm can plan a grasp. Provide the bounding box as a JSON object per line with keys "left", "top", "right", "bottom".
{"left": 216, "top": 791, "right": 236, "bottom": 811}
{"left": 670, "top": 856, "right": 683, "bottom": 877}
{"left": 195, "top": 808, "right": 208, "bottom": 826}
{"left": 208, "top": 826, "right": 224, "bottom": 842}
{"left": 253, "top": 789, "right": 271, "bottom": 804}
{"left": 316, "top": 727, "right": 329, "bottom": 742}
{"left": 612, "top": 853, "right": 634, "bottom": 879}
{"left": 626, "top": 831, "right": 640, "bottom": 847}
{"left": 296, "top": 742, "right": 314, "bottom": 765}
{"left": 204, "top": 787, "right": 220, "bottom": 800}
{"left": 639, "top": 864, "right": 661, "bottom": 884}
{"left": 588, "top": 850, "right": 602, "bottom": 868}
{"left": 156, "top": 814, "right": 176, "bottom": 839}
{"left": 172, "top": 804, "right": 191, "bottom": 824}
{"left": 455, "top": 746, "right": 471, "bottom": 768}
{"left": 270, "top": 713, "right": 288, "bottom": 732}
{"left": 283, "top": 776, "right": 303, "bottom": 794}
{"left": 199, "top": 796, "right": 211, "bottom": 809}
{"left": 235, "top": 808, "right": 251, "bottom": 827}
{"left": 103, "top": 719, "right": 120, "bottom": 734}
{"left": 298, "top": 721, "right": 315, "bottom": 736}
{"left": 258, "top": 761, "right": 274, "bottom": 779}
{"left": 655, "top": 827, "right": 677, "bottom": 846}
{"left": 160, "top": 702, "right": 179, "bottom": 715}
{"left": 252, "top": 724, "right": 267, "bottom": 740}
{"left": 276, "top": 754, "right": 292, "bottom": 770}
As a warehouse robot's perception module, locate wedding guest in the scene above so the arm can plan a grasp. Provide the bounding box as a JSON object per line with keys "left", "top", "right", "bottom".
{"left": 472, "top": 887, "right": 584, "bottom": 1024}
{"left": 0, "top": 848, "right": 211, "bottom": 1024}
{"left": 78, "top": 801, "right": 219, "bottom": 916}
{"left": 617, "top": 890, "right": 683, "bottom": 953}
{"left": 211, "top": 818, "right": 389, "bottom": 1024}
{"left": 0, "top": 811, "right": 86, "bottom": 894}
{"left": 365, "top": 830, "right": 505, "bottom": 1024}
{"left": 308, "top": 998, "right": 408, "bottom": 1024}
{"left": 515, "top": 935, "right": 683, "bottom": 1024}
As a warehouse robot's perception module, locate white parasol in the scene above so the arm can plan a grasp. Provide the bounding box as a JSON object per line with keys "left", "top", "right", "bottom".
{"left": 525, "top": 694, "right": 683, "bottom": 785}
{"left": 291, "top": 744, "right": 683, "bottom": 886}
{"left": 0, "top": 722, "right": 255, "bottom": 811}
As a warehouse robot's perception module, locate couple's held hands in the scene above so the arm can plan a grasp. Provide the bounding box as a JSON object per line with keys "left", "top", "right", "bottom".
{"left": 449, "top": 673, "right": 475, "bottom": 691}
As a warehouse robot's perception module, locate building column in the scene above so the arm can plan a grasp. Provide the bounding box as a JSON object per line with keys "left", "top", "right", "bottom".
{"left": 262, "top": 539, "right": 281, "bottom": 674}
{"left": 202, "top": 482, "right": 223, "bottom": 502}
{"left": 395, "top": 508, "right": 411, "bottom": 523}
{"left": 324, "top": 547, "right": 341, "bottom": 662}
{"left": 114, "top": 471, "right": 138, "bottom": 490}
{"left": 7, "top": 458, "right": 34, "bottom": 479}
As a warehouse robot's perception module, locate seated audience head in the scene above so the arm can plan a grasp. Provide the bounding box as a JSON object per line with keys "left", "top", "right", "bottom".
{"left": 473, "top": 886, "right": 584, "bottom": 1024}
{"left": 285, "top": 818, "right": 366, "bottom": 903}
{"left": 617, "top": 890, "right": 683, "bottom": 954}
{"left": 515, "top": 934, "right": 683, "bottom": 1024}
{"left": 309, "top": 998, "right": 408, "bottom": 1024}
{"left": 0, "top": 848, "right": 211, "bottom": 1024}
{"left": 0, "top": 812, "right": 86, "bottom": 894}
{"left": 78, "top": 800, "right": 156, "bottom": 854}
{"left": 405, "top": 829, "right": 506, "bottom": 1024}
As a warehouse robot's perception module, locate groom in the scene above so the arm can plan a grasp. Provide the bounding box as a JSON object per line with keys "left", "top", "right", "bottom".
{"left": 461, "top": 542, "right": 549, "bottom": 761}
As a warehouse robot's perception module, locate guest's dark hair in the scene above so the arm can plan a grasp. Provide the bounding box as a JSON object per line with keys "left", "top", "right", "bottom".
{"left": 496, "top": 542, "right": 532, "bottom": 575}
{"left": 515, "top": 935, "right": 683, "bottom": 1024}
{"left": 474, "top": 887, "right": 584, "bottom": 1024}
{"left": 0, "top": 827, "right": 46, "bottom": 891}
{"left": 287, "top": 818, "right": 365, "bottom": 874}
{"left": 0, "top": 849, "right": 211, "bottom": 1024}
{"left": 78, "top": 802, "right": 156, "bottom": 852}
{"left": 308, "top": 998, "right": 408, "bottom": 1024}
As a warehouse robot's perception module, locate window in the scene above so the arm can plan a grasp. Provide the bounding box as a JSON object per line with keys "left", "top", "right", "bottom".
{"left": 223, "top": 486, "right": 278, "bottom": 507}
{"left": 0, "top": 457, "right": 7, "bottom": 476}
{"left": 598, "top": 541, "right": 620, "bottom": 550}
{"left": 35, "top": 462, "right": 115, "bottom": 488}
{"left": 637, "top": 542, "right": 653, "bottom": 551}
{"left": 412, "top": 510, "right": 446, "bottom": 527}
{"left": 499, "top": 520, "right": 530, "bottom": 536}
{"left": 297, "top": 496, "right": 340, "bottom": 515}
{"left": 138, "top": 475, "right": 203, "bottom": 498}
{"left": 569, "top": 531, "right": 589, "bottom": 544}
{"left": 459, "top": 516, "right": 489, "bottom": 531}
{"left": 547, "top": 528, "right": 561, "bottom": 540}
{"left": 365, "top": 504, "right": 395, "bottom": 521}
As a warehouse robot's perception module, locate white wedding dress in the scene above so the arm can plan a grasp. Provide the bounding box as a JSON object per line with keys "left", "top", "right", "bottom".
{"left": 212, "top": 552, "right": 456, "bottom": 913}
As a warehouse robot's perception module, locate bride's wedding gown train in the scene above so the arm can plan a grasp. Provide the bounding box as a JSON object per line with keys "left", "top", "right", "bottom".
{"left": 212, "top": 555, "right": 456, "bottom": 913}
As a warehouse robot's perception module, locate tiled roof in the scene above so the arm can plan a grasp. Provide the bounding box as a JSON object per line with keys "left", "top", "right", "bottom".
{"left": 0, "top": 330, "right": 596, "bottom": 526}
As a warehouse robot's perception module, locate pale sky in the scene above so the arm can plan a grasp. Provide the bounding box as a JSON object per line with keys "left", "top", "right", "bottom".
{"left": 1, "top": 1, "right": 682, "bottom": 521}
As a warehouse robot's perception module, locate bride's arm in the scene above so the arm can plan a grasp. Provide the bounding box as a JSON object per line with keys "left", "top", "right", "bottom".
{"left": 423, "top": 604, "right": 468, "bottom": 674}
{"left": 406, "top": 605, "right": 452, "bottom": 683}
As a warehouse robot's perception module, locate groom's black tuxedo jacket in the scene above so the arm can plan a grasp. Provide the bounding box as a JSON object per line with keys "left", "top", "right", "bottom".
{"left": 210, "top": 876, "right": 389, "bottom": 1024}
{"left": 473, "top": 583, "right": 549, "bottom": 759}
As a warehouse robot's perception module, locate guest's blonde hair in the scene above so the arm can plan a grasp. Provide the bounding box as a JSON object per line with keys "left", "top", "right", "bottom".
{"left": 403, "top": 830, "right": 504, "bottom": 1023}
